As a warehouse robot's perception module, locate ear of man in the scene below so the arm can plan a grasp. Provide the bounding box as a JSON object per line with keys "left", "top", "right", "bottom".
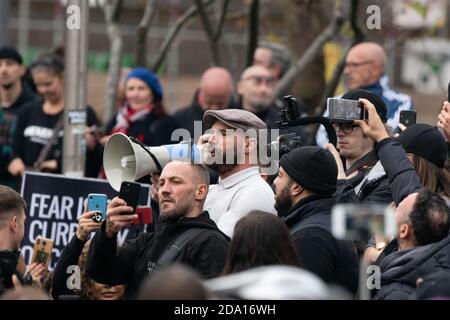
{"left": 291, "top": 182, "right": 304, "bottom": 197}
{"left": 194, "top": 184, "right": 209, "bottom": 201}
{"left": 9, "top": 215, "right": 18, "bottom": 233}
{"left": 399, "top": 222, "right": 412, "bottom": 240}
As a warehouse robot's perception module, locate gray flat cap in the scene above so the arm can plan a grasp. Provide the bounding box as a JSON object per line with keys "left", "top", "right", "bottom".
{"left": 203, "top": 109, "right": 267, "bottom": 131}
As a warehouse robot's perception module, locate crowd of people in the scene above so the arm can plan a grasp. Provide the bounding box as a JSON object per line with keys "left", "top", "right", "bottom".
{"left": 0, "top": 40, "right": 450, "bottom": 300}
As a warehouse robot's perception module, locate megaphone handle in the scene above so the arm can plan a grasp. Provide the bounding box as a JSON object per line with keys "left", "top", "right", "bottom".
{"left": 129, "top": 137, "right": 163, "bottom": 172}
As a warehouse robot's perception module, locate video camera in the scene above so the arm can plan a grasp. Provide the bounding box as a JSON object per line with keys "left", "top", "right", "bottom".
{"left": 271, "top": 95, "right": 337, "bottom": 158}
{"left": 0, "top": 250, "right": 19, "bottom": 294}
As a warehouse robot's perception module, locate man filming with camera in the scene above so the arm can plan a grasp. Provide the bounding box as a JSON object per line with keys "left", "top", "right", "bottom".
{"left": 324, "top": 90, "right": 395, "bottom": 204}
{"left": 85, "top": 161, "right": 229, "bottom": 299}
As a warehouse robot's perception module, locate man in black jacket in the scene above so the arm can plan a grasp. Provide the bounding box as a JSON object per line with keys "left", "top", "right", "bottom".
{"left": 0, "top": 47, "right": 39, "bottom": 189}
{"left": 0, "top": 185, "right": 27, "bottom": 294}
{"left": 86, "top": 161, "right": 229, "bottom": 298}
{"left": 373, "top": 189, "right": 450, "bottom": 299}
{"left": 273, "top": 146, "right": 359, "bottom": 294}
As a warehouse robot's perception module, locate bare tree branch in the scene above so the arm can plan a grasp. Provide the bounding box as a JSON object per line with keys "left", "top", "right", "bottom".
{"left": 151, "top": 0, "right": 214, "bottom": 72}
{"left": 194, "top": 0, "right": 221, "bottom": 65}
{"left": 213, "top": 0, "right": 230, "bottom": 42}
{"left": 309, "top": 0, "right": 363, "bottom": 144}
{"left": 110, "top": 0, "right": 124, "bottom": 22}
{"left": 350, "top": 0, "right": 364, "bottom": 43}
{"left": 136, "top": 0, "right": 159, "bottom": 67}
{"left": 245, "top": 0, "right": 259, "bottom": 68}
{"left": 102, "top": 0, "right": 124, "bottom": 124}
{"left": 272, "top": 15, "right": 345, "bottom": 99}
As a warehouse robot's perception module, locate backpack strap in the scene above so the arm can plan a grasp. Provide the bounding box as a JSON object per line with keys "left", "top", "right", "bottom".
{"left": 147, "top": 227, "right": 206, "bottom": 274}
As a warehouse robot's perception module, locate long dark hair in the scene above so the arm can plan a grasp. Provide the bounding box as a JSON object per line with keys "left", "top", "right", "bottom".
{"left": 413, "top": 156, "right": 450, "bottom": 198}
{"left": 222, "top": 211, "right": 300, "bottom": 275}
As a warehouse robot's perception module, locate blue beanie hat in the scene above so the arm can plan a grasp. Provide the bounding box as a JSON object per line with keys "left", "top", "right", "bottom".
{"left": 126, "top": 68, "right": 163, "bottom": 102}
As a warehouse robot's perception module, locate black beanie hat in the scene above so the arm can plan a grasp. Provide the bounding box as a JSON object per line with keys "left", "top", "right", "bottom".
{"left": 340, "top": 89, "right": 388, "bottom": 123}
{"left": 398, "top": 124, "right": 447, "bottom": 168}
{"left": 0, "top": 46, "right": 23, "bottom": 64}
{"left": 280, "top": 146, "right": 338, "bottom": 195}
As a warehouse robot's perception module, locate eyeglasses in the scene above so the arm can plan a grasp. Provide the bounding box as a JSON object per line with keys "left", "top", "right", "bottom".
{"left": 241, "top": 75, "right": 276, "bottom": 86}
{"left": 332, "top": 122, "right": 359, "bottom": 134}
{"left": 344, "top": 60, "right": 373, "bottom": 69}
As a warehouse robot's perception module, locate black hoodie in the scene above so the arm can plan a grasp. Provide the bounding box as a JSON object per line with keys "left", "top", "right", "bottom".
{"left": 86, "top": 211, "right": 229, "bottom": 299}
{"left": 283, "top": 195, "right": 359, "bottom": 294}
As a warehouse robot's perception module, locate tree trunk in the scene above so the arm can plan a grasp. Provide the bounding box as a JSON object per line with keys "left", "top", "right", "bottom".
{"left": 151, "top": 0, "right": 214, "bottom": 72}
{"left": 282, "top": 0, "right": 335, "bottom": 114}
{"left": 245, "top": 0, "right": 259, "bottom": 68}
{"left": 103, "top": 0, "right": 124, "bottom": 125}
{"left": 135, "top": 0, "right": 159, "bottom": 67}
{"left": 104, "top": 23, "right": 123, "bottom": 125}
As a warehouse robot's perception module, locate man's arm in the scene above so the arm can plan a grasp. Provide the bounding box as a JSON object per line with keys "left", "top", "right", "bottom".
{"left": 183, "top": 233, "right": 229, "bottom": 279}
{"left": 85, "top": 197, "right": 139, "bottom": 285}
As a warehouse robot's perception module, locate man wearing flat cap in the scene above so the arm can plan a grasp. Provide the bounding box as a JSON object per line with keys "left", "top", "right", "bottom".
{"left": 0, "top": 46, "right": 39, "bottom": 189}
{"left": 200, "top": 108, "right": 276, "bottom": 237}
{"left": 273, "top": 146, "right": 358, "bottom": 294}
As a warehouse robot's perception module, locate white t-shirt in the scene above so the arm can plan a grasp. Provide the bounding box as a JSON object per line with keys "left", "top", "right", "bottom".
{"left": 204, "top": 166, "right": 276, "bottom": 238}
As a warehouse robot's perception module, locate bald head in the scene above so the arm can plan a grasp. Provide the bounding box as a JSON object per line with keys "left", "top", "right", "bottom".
{"left": 198, "top": 67, "right": 234, "bottom": 111}
{"left": 238, "top": 66, "right": 274, "bottom": 113}
{"left": 396, "top": 193, "right": 418, "bottom": 225}
{"left": 240, "top": 65, "right": 272, "bottom": 81}
{"left": 344, "top": 42, "right": 386, "bottom": 90}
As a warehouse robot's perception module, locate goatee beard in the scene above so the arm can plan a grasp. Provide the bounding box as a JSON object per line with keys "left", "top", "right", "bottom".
{"left": 274, "top": 193, "right": 292, "bottom": 217}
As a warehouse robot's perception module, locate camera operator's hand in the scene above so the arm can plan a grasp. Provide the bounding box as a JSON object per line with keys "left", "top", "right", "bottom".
{"left": 325, "top": 143, "right": 347, "bottom": 179}
{"left": 26, "top": 262, "right": 46, "bottom": 289}
{"left": 76, "top": 211, "right": 102, "bottom": 242}
{"left": 354, "top": 98, "right": 389, "bottom": 143}
{"left": 105, "top": 197, "right": 137, "bottom": 238}
{"left": 437, "top": 101, "right": 450, "bottom": 141}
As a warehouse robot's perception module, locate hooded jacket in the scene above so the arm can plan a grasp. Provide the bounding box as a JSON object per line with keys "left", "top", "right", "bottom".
{"left": 86, "top": 211, "right": 229, "bottom": 299}
{"left": 336, "top": 138, "right": 422, "bottom": 206}
{"left": 283, "top": 195, "right": 359, "bottom": 294}
{"left": 374, "top": 234, "right": 450, "bottom": 300}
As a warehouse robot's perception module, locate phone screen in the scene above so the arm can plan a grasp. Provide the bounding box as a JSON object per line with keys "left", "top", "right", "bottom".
{"left": 327, "top": 98, "right": 365, "bottom": 121}
{"left": 331, "top": 204, "right": 396, "bottom": 240}
{"left": 87, "top": 194, "right": 108, "bottom": 221}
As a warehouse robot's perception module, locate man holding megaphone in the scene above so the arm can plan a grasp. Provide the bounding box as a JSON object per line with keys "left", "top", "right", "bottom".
{"left": 199, "top": 109, "right": 277, "bottom": 238}
{"left": 102, "top": 108, "right": 277, "bottom": 238}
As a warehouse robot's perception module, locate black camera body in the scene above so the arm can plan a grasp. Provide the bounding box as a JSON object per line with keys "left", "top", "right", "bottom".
{"left": 0, "top": 250, "right": 19, "bottom": 294}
